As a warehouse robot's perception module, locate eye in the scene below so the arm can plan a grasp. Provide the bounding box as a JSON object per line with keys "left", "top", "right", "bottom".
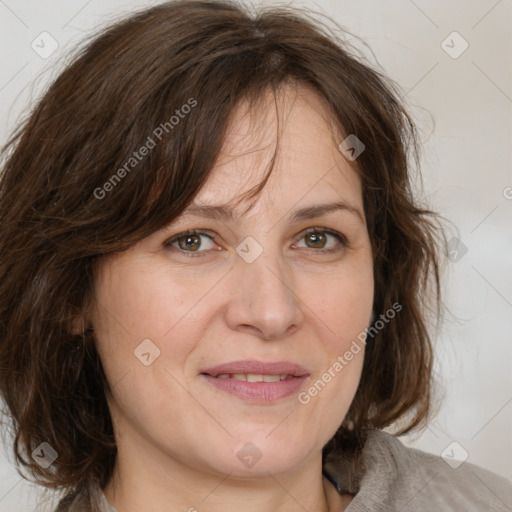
{"left": 164, "top": 229, "right": 217, "bottom": 257}
{"left": 294, "top": 227, "right": 348, "bottom": 253}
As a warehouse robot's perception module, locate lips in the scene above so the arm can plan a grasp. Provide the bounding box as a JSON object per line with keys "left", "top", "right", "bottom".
{"left": 200, "top": 360, "right": 310, "bottom": 378}
{"left": 199, "top": 360, "right": 310, "bottom": 403}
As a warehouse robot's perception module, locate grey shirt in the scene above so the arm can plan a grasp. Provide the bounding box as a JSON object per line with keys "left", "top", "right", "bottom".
{"left": 56, "top": 429, "right": 512, "bottom": 511}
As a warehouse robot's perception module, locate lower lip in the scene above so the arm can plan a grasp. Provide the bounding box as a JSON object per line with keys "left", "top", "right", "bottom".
{"left": 200, "top": 374, "right": 309, "bottom": 403}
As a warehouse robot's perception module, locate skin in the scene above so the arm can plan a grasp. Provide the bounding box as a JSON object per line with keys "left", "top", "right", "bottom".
{"left": 87, "top": 83, "right": 374, "bottom": 512}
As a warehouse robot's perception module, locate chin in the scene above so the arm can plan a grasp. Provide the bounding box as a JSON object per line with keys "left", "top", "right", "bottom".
{"left": 195, "top": 430, "right": 313, "bottom": 478}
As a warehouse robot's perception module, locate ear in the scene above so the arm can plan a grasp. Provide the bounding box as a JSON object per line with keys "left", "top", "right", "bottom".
{"left": 67, "top": 305, "right": 89, "bottom": 336}
{"left": 69, "top": 316, "right": 85, "bottom": 336}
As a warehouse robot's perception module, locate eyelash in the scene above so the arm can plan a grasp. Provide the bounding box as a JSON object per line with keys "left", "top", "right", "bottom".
{"left": 163, "top": 227, "right": 349, "bottom": 258}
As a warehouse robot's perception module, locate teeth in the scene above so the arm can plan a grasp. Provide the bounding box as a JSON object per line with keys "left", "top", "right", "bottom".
{"left": 215, "top": 373, "right": 294, "bottom": 382}
{"left": 262, "top": 374, "right": 282, "bottom": 382}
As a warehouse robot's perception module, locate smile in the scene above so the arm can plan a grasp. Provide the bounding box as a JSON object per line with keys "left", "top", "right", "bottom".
{"left": 199, "top": 359, "right": 310, "bottom": 402}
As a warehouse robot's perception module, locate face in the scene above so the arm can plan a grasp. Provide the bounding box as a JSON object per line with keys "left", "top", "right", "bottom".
{"left": 89, "top": 84, "right": 374, "bottom": 479}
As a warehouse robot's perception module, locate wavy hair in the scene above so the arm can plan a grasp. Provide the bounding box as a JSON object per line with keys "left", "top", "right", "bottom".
{"left": 0, "top": 1, "right": 447, "bottom": 510}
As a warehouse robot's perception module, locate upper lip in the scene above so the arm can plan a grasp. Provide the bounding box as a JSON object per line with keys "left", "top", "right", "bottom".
{"left": 200, "top": 359, "right": 310, "bottom": 377}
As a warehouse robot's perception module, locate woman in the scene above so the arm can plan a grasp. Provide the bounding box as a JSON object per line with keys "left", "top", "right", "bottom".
{"left": 0, "top": 1, "right": 510, "bottom": 511}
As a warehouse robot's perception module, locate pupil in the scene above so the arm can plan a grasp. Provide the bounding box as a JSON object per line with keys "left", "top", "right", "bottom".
{"left": 308, "top": 232, "right": 325, "bottom": 248}
{"left": 181, "top": 234, "right": 200, "bottom": 251}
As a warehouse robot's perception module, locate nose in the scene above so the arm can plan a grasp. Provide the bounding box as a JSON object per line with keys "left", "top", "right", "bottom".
{"left": 223, "top": 246, "right": 304, "bottom": 340}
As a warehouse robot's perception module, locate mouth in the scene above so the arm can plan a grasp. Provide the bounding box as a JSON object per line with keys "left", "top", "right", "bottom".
{"left": 209, "top": 373, "right": 296, "bottom": 382}
{"left": 199, "top": 360, "right": 310, "bottom": 403}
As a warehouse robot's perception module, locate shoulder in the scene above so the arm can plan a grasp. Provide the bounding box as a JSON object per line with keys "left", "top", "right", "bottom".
{"left": 324, "top": 429, "right": 512, "bottom": 512}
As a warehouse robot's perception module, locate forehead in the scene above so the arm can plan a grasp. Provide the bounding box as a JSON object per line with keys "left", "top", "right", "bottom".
{"left": 193, "top": 84, "right": 363, "bottom": 214}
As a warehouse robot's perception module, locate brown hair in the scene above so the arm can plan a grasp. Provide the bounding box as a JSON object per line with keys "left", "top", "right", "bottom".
{"left": 0, "top": 0, "right": 447, "bottom": 509}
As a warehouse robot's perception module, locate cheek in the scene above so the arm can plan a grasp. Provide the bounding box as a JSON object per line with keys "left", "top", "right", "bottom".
{"left": 91, "top": 260, "right": 206, "bottom": 434}
{"left": 91, "top": 256, "right": 225, "bottom": 427}
{"left": 313, "top": 263, "right": 374, "bottom": 349}
{"left": 92, "top": 256, "right": 209, "bottom": 354}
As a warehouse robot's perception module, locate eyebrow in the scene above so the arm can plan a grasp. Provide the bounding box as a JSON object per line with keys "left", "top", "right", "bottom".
{"left": 183, "top": 200, "right": 365, "bottom": 224}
